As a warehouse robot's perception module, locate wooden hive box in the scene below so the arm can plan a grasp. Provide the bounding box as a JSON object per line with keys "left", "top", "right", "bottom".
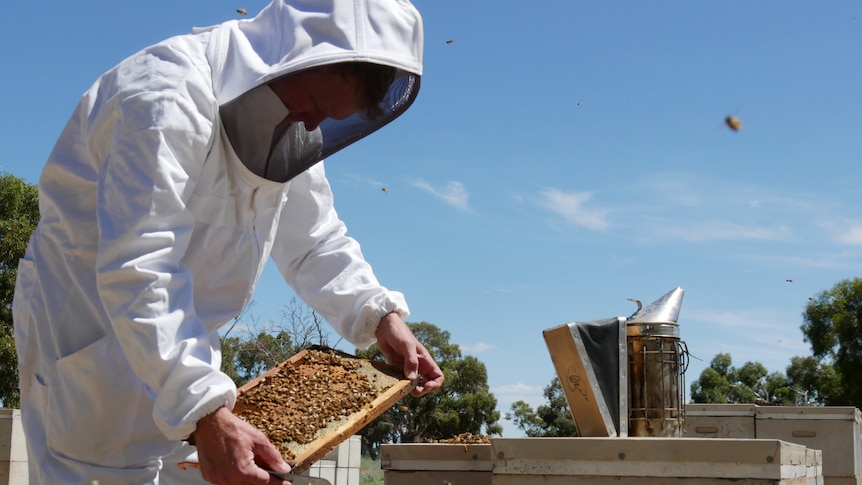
{"left": 756, "top": 406, "right": 861, "bottom": 484}
{"left": 0, "top": 409, "right": 28, "bottom": 485}
{"left": 381, "top": 442, "right": 493, "bottom": 485}
{"left": 684, "top": 403, "right": 757, "bottom": 439}
{"left": 491, "top": 437, "right": 822, "bottom": 484}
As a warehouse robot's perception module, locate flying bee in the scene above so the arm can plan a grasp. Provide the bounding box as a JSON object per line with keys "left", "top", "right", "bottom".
{"left": 445, "top": 39, "right": 453, "bottom": 44}
{"left": 725, "top": 115, "right": 743, "bottom": 132}
{"left": 236, "top": 8, "right": 248, "bottom": 15}
{"left": 381, "top": 187, "right": 389, "bottom": 194}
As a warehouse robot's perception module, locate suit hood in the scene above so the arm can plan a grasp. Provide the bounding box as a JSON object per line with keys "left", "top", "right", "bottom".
{"left": 206, "top": 0, "right": 423, "bottom": 106}
{"left": 203, "top": 0, "right": 423, "bottom": 182}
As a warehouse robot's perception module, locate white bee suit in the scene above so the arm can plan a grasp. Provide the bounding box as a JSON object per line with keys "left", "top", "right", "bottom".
{"left": 12, "top": 0, "right": 422, "bottom": 483}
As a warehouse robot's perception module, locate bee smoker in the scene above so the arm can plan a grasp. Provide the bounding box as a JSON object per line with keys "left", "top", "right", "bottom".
{"left": 626, "top": 287, "right": 688, "bottom": 437}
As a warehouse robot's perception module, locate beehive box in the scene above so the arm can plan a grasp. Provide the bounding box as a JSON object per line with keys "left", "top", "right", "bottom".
{"left": 490, "top": 437, "right": 822, "bottom": 484}
{"left": 381, "top": 443, "right": 493, "bottom": 485}
{"left": 756, "top": 406, "right": 861, "bottom": 484}
{"left": 305, "top": 435, "right": 361, "bottom": 485}
{"left": 684, "top": 403, "right": 757, "bottom": 439}
{"left": 235, "top": 346, "right": 415, "bottom": 473}
{"left": 0, "top": 408, "right": 28, "bottom": 485}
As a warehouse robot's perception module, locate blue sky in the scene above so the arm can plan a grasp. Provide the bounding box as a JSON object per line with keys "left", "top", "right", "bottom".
{"left": 2, "top": 1, "right": 860, "bottom": 438}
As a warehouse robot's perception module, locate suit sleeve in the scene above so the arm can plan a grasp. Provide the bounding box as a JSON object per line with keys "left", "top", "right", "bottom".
{"left": 269, "top": 163, "right": 409, "bottom": 348}
{"left": 93, "top": 89, "right": 236, "bottom": 441}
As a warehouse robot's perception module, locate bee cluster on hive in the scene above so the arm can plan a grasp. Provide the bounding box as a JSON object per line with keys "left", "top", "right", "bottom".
{"left": 431, "top": 432, "right": 493, "bottom": 444}
{"left": 234, "top": 349, "right": 384, "bottom": 461}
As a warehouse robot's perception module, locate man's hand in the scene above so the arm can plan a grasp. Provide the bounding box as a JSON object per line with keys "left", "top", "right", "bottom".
{"left": 193, "top": 406, "right": 292, "bottom": 484}
{"left": 375, "top": 312, "right": 444, "bottom": 396}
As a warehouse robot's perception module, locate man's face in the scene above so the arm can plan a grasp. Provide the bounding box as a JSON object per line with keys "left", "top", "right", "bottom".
{"left": 268, "top": 67, "right": 362, "bottom": 131}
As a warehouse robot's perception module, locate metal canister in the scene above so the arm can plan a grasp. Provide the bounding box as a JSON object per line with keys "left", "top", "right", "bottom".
{"left": 626, "top": 287, "right": 687, "bottom": 437}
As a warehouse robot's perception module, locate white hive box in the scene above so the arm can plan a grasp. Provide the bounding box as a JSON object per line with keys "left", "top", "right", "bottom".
{"left": 0, "top": 409, "right": 28, "bottom": 485}
{"left": 684, "top": 403, "right": 757, "bottom": 439}
{"left": 490, "top": 437, "right": 822, "bottom": 484}
{"left": 381, "top": 443, "right": 492, "bottom": 485}
{"left": 756, "top": 406, "right": 861, "bottom": 485}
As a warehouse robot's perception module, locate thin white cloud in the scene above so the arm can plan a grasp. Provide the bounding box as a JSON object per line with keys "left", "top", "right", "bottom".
{"left": 411, "top": 180, "right": 472, "bottom": 212}
{"left": 540, "top": 188, "right": 610, "bottom": 230}
{"left": 337, "top": 172, "right": 386, "bottom": 189}
{"left": 630, "top": 172, "right": 817, "bottom": 216}
{"left": 633, "top": 173, "right": 704, "bottom": 208}
{"left": 644, "top": 220, "right": 793, "bottom": 243}
{"left": 494, "top": 382, "right": 547, "bottom": 437}
{"left": 739, "top": 250, "right": 862, "bottom": 271}
{"left": 492, "top": 382, "right": 546, "bottom": 410}
{"left": 600, "top": 172, "right": 860, "bottom": 247}
{"left": 680, "top": 305, "right": 813, "bottom": 387}
{"left": 833, "top": 222, "right": 862, "bottom": 246}
{"left": 530, "top": 173, "right": 862, "bottom": 285}
{"left": 461, "top": 342, "right": 495, "bottom": 353}
{"left": 688, "top": 307, "right": 796, "bottom": 330}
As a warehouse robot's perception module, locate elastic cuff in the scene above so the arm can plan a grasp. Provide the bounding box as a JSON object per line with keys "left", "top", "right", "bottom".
{"left": 166, "top": 395, "right": 232, "bottom": 442}
{"left": 356, "top": 292, "right": 409, "bottom": 348}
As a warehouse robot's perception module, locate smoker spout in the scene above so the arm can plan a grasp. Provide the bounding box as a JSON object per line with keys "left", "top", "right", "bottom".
{"left": 627, "top": 287, "right": 684, "bottom": 325}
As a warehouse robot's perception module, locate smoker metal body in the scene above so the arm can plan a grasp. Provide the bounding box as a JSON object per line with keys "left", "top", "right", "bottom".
{"left": 627, "top": 321, "right": 686, "bottom": 437}
{"left": 626, "top": 287, "right": 687, "bottom": 437}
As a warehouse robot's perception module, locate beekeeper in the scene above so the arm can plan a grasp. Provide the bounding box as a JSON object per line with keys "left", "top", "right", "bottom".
{"left": 12, "top": 0, "right": 443, "bottom": 483}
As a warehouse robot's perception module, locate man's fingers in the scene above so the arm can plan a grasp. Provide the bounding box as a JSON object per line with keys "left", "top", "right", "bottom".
{"left": 403, "top": 345, "right": 420, "bottom": 380}
{"left": 411, "top": 365, "right": 444, "bottom": 396}
{"left": 411, "top": 347, "right": 444, "bottom": 396}
{"left": 375, "top": 312, "right": 444, "bottom": 394}
{"left": 254, "top": 441, "right": 291, "bottom": 474}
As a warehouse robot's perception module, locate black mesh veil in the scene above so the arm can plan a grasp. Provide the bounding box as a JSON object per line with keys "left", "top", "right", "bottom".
{"left": 274, "top": 71, "right": 420, "bottom": 183}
